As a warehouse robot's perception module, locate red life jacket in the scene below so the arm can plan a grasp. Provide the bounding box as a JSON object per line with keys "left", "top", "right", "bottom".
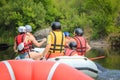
{"left": 74, "top": 36, "right": 86, "bottom": 56}
{"left": 64, "top": 48, "right": 76, "bottom": 56}
{"left": 15, "top": 33, "right": 30, "bottom": 54}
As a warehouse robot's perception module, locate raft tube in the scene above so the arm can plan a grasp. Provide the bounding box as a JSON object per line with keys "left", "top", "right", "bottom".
{"left": 0, "top": 60, "right": 93, "bottom": 80}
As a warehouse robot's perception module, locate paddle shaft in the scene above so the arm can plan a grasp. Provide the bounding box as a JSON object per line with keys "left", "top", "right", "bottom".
{"left": 89, "top": 56, "right": 105, "bottom": 60}
{"left": 0, "top": 38, "right": 43, "bottom": 51}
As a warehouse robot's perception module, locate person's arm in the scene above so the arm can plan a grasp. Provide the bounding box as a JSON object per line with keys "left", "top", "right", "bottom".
{"left": 42, "top": 35, "right": 51, "bottom": 57}
{"left": 86, "top": 42, "right": 91, "bottom": 52}
{"left": 42, "top": 44, "right": 51, "bottom": 57}
{"left": 31, "top": 35, "right": 46, "bottom": 47}
{"left": 13, "top": 38, "right": 18, "bottom": 53}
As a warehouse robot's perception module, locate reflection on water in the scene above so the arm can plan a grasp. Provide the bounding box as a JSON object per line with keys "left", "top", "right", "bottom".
{"left": 86, "top": 46, "right": 120, "bottom": 70}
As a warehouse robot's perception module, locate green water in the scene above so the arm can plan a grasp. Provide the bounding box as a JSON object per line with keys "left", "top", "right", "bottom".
{"left": 0, "top": 46, "right": 120, "bottom": 70}
{"left": 86, "top": 47, "right": 120, "bottom": 70}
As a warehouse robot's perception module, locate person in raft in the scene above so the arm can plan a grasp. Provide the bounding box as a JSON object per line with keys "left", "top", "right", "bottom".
{"left": 69, "top": 28, "right": 91, "bottom": 56}
{"left": 24, "top": 25, "right": 35, "bottom": 49}
{"left": 64, "top": 31, "right": 73, "bottom": 48}
{"left": 64, "top": 41, "right": 78, "bottom": 56}
{"left": 42, "top": 22, "right": 65, "bottom": 59}
{"left": 13, "top": 26, "right": 46, "bottom": 60}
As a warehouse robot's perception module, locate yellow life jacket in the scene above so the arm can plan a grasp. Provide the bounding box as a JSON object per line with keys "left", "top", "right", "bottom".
{"left": 49, "top": 31, "right": 65, "bottom": 53}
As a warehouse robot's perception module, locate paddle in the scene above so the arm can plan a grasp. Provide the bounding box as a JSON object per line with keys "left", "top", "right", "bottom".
{"left": 89, "top": 56, "right": 106, "bottom": 60}
{"left": 0, "top": 43, "right": 13, "bottom": 51}
{"left": 0, "top": 38, "right": 43, "bottom": 51}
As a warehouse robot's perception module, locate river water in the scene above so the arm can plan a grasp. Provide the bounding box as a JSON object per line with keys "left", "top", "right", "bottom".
{"left": 86, "top": 46, "right": 120, "bottom": 70}
{"left": 86, "top": 46, "right": 120, "bottom": 80}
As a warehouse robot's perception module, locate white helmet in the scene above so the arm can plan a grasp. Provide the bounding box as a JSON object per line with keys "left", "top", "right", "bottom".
{"left": 25, "top": 25, "right": 32, "bottom": 32}
{"left": 18, "top": 26, "right": 26, "bottom": 33}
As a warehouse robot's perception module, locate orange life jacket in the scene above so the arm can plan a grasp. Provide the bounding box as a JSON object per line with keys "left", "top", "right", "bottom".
{"left": 46, "top": 31, "right": 65, "bottom": 59}
{"left": 15, "top": 33, "right": 30, "bottom": 54}
{"left": 64, "top": 48, "right": 77, "bottom": 56}
{"left": 74, "top": 36, "right": 86, "bottom": 56}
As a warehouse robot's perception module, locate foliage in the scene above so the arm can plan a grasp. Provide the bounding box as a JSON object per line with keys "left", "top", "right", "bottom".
{"left": 0, "top": 0, "right": 46, "bottom": 34}
{"left": 0, "top": 0, "right": 120, "bottom": 43}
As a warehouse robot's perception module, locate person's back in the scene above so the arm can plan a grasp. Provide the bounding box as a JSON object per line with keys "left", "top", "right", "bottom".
{"left": 25, "top": 25, "right": 46, "bottom": 48}
{"left": 24, "top": 25, "right": 33, "bottom": 49}
{"left": 64, "top": 42, "right": 78, "bottom": 56}
{"left": 42, "top": 22, "right": 65, "bottom": 59}
{"left": 69, "top": 28, "right": 91, "bottom": 56}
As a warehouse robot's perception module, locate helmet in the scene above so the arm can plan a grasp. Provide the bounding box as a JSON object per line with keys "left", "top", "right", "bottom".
{"left": 51, "top": 22, "right": 61, "bottom": 30}
{"left": 74, "top": 28, "right": 83, "bottom": 36}
{"left": 69, "top": 42, "right": 77, "bottom": 50}
{"left": 18, "top": 26, "right": 26, "bottom": 33}
{"left": 25, "top": 25, "right": 32, "bottom": 32}
{"left": 64, "top": 32, "right": 70, "bottom": 37}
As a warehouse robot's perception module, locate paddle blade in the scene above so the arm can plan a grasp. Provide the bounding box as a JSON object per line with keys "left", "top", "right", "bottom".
{"left": 0, "top": 43, "right": 10, "bottom": 51}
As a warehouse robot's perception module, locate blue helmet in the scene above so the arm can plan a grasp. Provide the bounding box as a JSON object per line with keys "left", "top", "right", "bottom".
{"left": 64, "top": 32, "right": 70, "bottom": 37}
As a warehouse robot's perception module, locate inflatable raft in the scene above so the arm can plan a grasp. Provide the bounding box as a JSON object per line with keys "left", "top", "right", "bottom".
{"left": 33, "top": 48, "right": 101, "bottom": 78}
{"left": 17, "top": 48, "right": 102, "bottom": 78}
{"left": 48, "top": 56, "right": 102, "bottom": 78}
{"left": 0, "top": 60, "right": 93, "bottom": 80}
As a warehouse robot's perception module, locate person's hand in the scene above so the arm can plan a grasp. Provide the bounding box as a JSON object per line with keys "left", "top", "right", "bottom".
{"left": 40, "top": 57, "right": 46, "bottom": 60}
{"left": 14, "top": 50, "right": 18, "bottom": 53}
{"left": 42, "top": 38, "right": 46, "bottom": 42}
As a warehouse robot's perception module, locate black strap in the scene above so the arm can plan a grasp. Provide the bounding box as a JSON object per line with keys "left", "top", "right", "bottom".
{"left": 50, "top": 48, "right": 64, "bottom": 51}
{"left": 52, "top": 31, "right": 56, "bottom": 53}
{"left": 46, "top": 51, "right": 51, "bottom": 60}
{"left": 51, "top": 44, "right": 64, "bottom": 46}
{"left": 60, "top": 32, "right": 64, "bottom": 53}
{"left": 75, "top": 37, "right": 83, "bottom": 54}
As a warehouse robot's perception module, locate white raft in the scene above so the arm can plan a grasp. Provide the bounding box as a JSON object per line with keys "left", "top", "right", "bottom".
{"left": 48, "top": 56, "right": 101, "bottom": 78}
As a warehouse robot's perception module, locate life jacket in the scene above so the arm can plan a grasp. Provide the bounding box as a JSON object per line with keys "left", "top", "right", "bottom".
{"left": 64, "top": 48, "right": 77, "bottom": 56}
{"left": 46, "top": 31, "right": 65, "bottom": 59}
{"left": 74, "top": 36, "right": 86, "bottom": 56}
{"left": 15, "top": 33, "right": 30, "bottom": 54}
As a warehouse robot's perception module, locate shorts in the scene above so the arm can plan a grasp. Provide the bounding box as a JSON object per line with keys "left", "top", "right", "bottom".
{"left": 19, "top": 52, "right": 29, "bottom": 59}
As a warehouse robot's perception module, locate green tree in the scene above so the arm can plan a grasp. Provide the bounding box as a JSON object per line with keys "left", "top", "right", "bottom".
{"left": 0, "top": 0, "right": 46, "bottom": 34}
